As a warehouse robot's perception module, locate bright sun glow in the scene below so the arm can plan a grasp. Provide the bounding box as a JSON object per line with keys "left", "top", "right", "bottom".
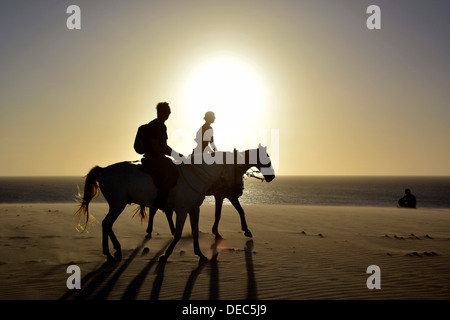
{"left": 180, "top": 53, "right": 270, "bottom": 151}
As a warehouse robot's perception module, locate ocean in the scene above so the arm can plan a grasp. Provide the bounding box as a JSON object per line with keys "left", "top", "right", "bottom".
{"left": 0, "top": 176, "right": 449, "bottom": 209}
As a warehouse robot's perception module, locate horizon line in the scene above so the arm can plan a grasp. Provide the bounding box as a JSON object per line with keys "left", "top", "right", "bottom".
{"left": 1, "top": 174, "right": 450, "bottom": 178}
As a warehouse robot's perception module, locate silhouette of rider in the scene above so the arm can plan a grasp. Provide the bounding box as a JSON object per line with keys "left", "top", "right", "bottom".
{"left": 193, "top": 111, "right": 217, "bottom": 162}
{"left": 398, "top": 188, "right": 416, "bottom": 208}
{"left": 141, "top": 102, "right": 182, "bottom": 211}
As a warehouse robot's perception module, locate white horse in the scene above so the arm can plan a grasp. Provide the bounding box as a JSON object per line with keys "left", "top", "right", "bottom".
{"left": 144, "top": 149, "right": 276, "bottom": 240}
{"left": 76, "top": 145, "right": 275, "bottom": 262}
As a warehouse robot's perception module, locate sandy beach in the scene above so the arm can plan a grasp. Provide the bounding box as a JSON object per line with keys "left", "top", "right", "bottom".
{"left": 1, "top": 202, "right": 449, "bottom": 300}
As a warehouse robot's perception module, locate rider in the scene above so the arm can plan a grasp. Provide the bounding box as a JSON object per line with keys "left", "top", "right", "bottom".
{"left": 141, "top": 102, "right": 182, "bottom": 211}
{"left": 193, "top": 111, "right": 217, "bottom": 163}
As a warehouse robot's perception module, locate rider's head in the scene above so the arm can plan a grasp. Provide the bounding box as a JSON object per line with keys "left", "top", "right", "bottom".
{"left": 405, "top": 188, "right": 411, "bottom": 195}
{"left": 156, "top": 102, "right": 171, "bottom": 121}
{"left": 204, "top": 111, "right": 215, "bottom": 124}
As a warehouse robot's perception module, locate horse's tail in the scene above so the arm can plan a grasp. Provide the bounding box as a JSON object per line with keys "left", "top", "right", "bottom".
{"left": 133, "top": 205, "right": 148, "bottom": 222}
{"left": 75, "top": 166, "right": 104, "bottom": 232}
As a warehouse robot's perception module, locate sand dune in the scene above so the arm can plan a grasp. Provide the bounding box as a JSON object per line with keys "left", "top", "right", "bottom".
{"left": 1, "top": 203, "right": 450, "bottom": 300}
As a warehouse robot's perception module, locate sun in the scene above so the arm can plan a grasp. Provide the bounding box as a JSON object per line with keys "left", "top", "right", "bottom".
{"left": 180, "top": 53, "right": 270, "bottom": 151}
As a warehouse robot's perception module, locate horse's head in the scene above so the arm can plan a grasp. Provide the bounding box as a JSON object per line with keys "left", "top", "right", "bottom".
{"left": 213, "top": 147, "right": 275, "bottom": 196}
{"left": 244, "top": 145, "right": 275, "bottom": 183}
{"left": 257, "top": 144, "right": 275, "bottom": 182}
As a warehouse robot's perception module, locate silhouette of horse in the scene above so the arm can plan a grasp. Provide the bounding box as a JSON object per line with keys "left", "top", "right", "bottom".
{"left": 144, "top": 152, "right": 275, "bottom": 240}
{"left": 76, "top": 145, "right": 275, "bottom": 262}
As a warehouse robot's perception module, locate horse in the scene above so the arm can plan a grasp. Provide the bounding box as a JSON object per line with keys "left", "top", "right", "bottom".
{"left": 144, "top": 150, "right": 275, "bottom": 240}
{"left": 76, "top": 145, "right": 275, "bottom": 262}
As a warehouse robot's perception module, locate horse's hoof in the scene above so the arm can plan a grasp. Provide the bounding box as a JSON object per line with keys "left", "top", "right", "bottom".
{"left": 106, "top": 255, "right": 117, "bottom": 263}
{"left": 114, "top": 251, "right": 122, "bottom": 262}
{"left": 211, "top": 252, "right": 219, "bottom": 262}
{"left": 198, "top": 254, "right": 208, "bottom": 262}
{"left": 145, "top": 233, "right": 152, "bottom": 239}
{"left": 159, "top": 255, "right": 168, "bottom": 263}
{"left": 244, "top": 230, "right": 253, "bottom": 238}
{"left": 215, "top": 234, "right": 223, "bottom": 240}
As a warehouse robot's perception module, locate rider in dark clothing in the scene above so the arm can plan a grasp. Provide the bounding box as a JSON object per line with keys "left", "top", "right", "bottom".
{"left": 141, "top": 102, "right": 181, "bottom": 211}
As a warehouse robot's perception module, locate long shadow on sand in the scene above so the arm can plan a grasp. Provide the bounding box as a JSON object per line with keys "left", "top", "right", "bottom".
{"left": 59, "top": 260, "right": 119, "bottom": 300}
{"left": 182, "top": 238, "right": 257, "bottom": 300}
{"left": 91, "top": 238, "right": 152, "bottom": 299}
{"left": 122, "top": 239, "right": 172, "bottom": 300}
{"left": 60, "top": 238, "right": 257, "bottom": 300}
{"left": 182, "top": 260, "right": 208, "bottom": 300}
{"left": 245, "top": 240, "right": 257, "bottom": 300}
{"left": 60, "top": 238, "right": 150, "bottom": 300}
{"left": 150, "top": 259, "right": 167, "bottom": 300}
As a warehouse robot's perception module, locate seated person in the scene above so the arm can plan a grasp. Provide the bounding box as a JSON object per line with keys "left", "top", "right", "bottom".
{"left": 398, "top": 188, "right": 416, "bottom": 208}
{"left": 192, "top": 111, "right": 217, "bottom": 163}
{"left": 140, "top": 102, "right": 182, "bottom": 211}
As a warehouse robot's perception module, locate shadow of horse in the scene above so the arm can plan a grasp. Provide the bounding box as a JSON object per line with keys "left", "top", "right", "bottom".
{"left": 60, "top": 239, "right": 257, "bottom": 300}
{"left": 182, "top": 239, "right": 257, "bottom": 300}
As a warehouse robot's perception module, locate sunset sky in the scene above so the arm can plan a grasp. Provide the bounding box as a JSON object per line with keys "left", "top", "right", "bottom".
{"left": 1, "top": 0, "right": 449, "bottom": 176}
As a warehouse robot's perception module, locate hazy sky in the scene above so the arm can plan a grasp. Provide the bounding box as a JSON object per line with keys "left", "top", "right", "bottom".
{"left": 1, "top": 0, "right": 449, "bottom": 176}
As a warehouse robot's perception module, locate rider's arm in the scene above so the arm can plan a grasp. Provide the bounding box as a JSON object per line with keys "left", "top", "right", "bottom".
{"left": 210, "top": 139, "right": 217, "bottom": 152}
{"left": 151, "top": 139, "right": 171, "bottom": 155}
{"left": 205, "top": 128, "right": 217, "bottom": 152}
{"left": 151, "top": 139, "right": 182, "bottom": 157}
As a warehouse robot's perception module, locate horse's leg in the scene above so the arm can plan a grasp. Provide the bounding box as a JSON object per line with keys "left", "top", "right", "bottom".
{"left": 189, "top": 207, "right": 208, "bottom": 262}
{"left": 212, "top": 195, "right": 224, "bottom": 239}
{"left": 109, "top": 221, "right": 123, "bottom": 262}
{"left": 165, "top": 208, "right": 175, "bottom": 235}
{"left": 102, "top": 217, "right": 113, "bottom": 262}
{"left": 229, "top": 196, "right": 253, "bottom": 238}
{"left": 145, "top": 207, "right": 158, "bottom": 239}
{"left": 161, "top": 209, "right": 187, "bottom": 261}
{"left": 102, "top": 204, "right": 125, "bottom": 262}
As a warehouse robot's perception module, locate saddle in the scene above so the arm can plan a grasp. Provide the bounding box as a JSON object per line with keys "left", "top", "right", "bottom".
{"left": 137, "top": 163, "right": 154, "bottom": 177}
